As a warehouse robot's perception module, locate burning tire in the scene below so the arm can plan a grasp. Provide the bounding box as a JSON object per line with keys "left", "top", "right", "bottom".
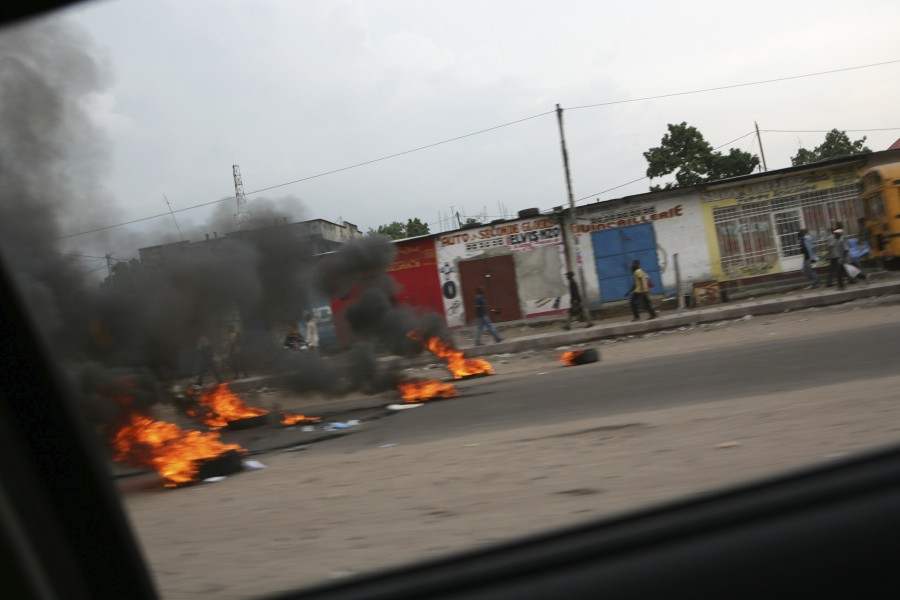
{"left": 194, "top": 449, "right": 245, "bottom": 481}
{"left": 224, "top": 414, "right": 270, "bottom": 430}
{"left": 560, "top": 348, "right": 600, "bottom": 366}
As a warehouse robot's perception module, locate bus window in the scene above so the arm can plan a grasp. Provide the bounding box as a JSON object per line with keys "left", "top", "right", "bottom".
{"left": 864, "top": 191, "right": 885, "bottom": 220}
{"left": 862, "top": 171, "right": 882, "bottom": 190}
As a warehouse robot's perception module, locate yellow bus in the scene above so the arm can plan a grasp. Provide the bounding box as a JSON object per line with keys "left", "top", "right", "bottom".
{"left": 860, "top": 161, "right": 900, "bottom": 266}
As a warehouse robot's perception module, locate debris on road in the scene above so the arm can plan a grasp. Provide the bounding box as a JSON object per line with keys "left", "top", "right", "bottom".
{"left": 388, "top": 403, "right": 424, "bottom": 411}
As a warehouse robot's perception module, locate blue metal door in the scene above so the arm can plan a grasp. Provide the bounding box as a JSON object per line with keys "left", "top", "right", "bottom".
{"left": 591, "top": 224, "right": 662, "bottom": 302}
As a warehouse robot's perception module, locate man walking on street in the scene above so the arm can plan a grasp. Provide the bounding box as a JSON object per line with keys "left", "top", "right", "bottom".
{"left": 228, "top": 325, "right": 248, "bottom": 380}
{"left": 826, "top": 225, "right": 849, "bottom": 290}
{"left": 627, "top": 259, "right": 656, "bottom": 321}
{"left": 474, "top": 286, "right": 502, "bottom": 346}
{"left": 195, "top": 334, "right": 222, "bottom": 387}
{"left": 562, "top": 271, "right": 593, "bottom": 330}
{"left": 799, "top": 228, "right": 819, "bottom": 289}
{"left": 304, "top": 312, "right": 320, "bottom": 358}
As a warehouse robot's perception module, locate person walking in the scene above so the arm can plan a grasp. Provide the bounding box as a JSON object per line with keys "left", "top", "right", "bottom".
{"left": 847, "top": 237, "right": 869, "bottom": 284}
{"left": 826, "top": 225, "right": 849, "bottom": 290}
{"left": 195, "top": 334, "right": 222, "bottom": 387}
{"left": 304, "top": 312, "right": 319, "bottom": 358}
{"left": 473, "top": 286, "right": 502, "bottom": 346}
{"left": 562, "top": 271, "right": 593, "bottom": 330}
{"left": 799, "top": 228, "right": 819, "bottom": 289}
{"left": 227, "top": 325, "right": 248, "bottom": 380}
{"left": 627, "top": 259, "right": 657, "bottom": 321}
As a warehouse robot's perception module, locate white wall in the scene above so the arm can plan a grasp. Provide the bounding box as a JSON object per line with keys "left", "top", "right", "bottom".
{"left": 574, "top": 190, "right": 713, "bottom": 301}
{"left": 436, "top": 215, "right": 567, "bottom": 327}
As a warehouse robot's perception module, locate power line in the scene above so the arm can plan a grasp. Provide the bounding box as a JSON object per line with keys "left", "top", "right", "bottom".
{"left": 83, "top": 263, "right": 109, "bottom": 276}
{"left": 246, "top": 111, "right": 557, "bottom": 197}
{"left": 761, "top": 127, "right": 900, "bottom": 133}
{"left": 566, "top": 59, "right": 900, "bottom": 111}
{"left": 56, "top": 111, "right": 556, "bottom": 241}
{"left": 56, "top": 58, "right": 900, "bottom": 241}
{"left": 62, "top": 253, "right": 108, "bottom": 260}
{"left": 574, "top": 131, "right": 757, "bottom": 204}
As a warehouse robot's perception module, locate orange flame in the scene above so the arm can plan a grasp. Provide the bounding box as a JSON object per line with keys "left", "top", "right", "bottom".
{"left": 111, "top": 411, "right": 243, "bottom": 486}
{"left": 281, "top": 413, "right": 321, "bottom": 426}
{"left": 397, "top": 378, "right": 460, "bottom": 403}
{"left": 187, "top": 383, "right": 268, "bottom": 429}
{"left": 413, "top": 334, "right": 494, "bottom": 379}
{"left": 559, "top": 350, "right": 581, "bottom": 366}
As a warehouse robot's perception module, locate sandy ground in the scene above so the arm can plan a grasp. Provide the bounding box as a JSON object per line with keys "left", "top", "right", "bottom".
{"left": 122, "top": 294, "right": 900, "bottom": 599}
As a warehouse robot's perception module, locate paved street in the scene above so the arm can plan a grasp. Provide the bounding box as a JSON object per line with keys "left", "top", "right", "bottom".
{"left": 328, "top": 320, "right": 900, "bottom": 449}
{"left": 122, "top": 294, "right": 900, "bottom": 600}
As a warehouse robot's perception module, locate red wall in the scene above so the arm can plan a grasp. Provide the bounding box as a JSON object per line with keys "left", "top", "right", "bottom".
{"left": 330, "top": 236, "right": 444, "bottom": 346}
{"left": 386, "top": 237, "right": 444, "bottom": 319}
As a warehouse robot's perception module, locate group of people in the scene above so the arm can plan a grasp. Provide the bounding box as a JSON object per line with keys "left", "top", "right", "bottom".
{"left": 563, "top": 260, "right": 656, "bottom": 327}
{"left": 195, "top": 325, "right": 249, "bottom": 387}
{"left": 194, "top": 314, "right": 320, "bottom": 386}
{"left": 800, "top": 218, "right": 870, "bottom": 291}
{"left": 473, "top": 258, "right": 657, "bottom": 345}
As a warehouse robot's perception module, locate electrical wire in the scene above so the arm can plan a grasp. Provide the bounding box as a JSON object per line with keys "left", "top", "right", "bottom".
{"left": 55, "top": 111, "right": 556, "bottom": 241}
{"left": 574, "top": 130, "right": 757, "bottom": 204}
{"left": 62, "top": 253, "right": 108, "bottom": 260}
{"left": 566, "top": 59, "right": 900, "bottom": 111}
{"left": 56, "top": 58, "right": 900, "bottom": 241}
{"left": 761, "top": 127, "right": 900, "bottom": 133}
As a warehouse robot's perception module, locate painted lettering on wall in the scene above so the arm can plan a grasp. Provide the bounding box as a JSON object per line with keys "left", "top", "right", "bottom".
{"left": 439, "top": 217, "right": 561, "bottom": 251}
{"left": 574, "top": 205, "right": 683, "bottom": 233}
{"left": 387, "top": 243, "right": 437, "bottom": 272}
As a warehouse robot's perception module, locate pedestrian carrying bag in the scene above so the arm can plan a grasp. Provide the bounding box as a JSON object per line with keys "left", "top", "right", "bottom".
{"left": 844, "top": 263, "right": 861, "bottom": 278}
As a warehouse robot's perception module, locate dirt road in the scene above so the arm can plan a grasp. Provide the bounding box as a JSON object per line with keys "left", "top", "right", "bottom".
{"left": 122, "top": 294, "right": 900, "bottom": 599}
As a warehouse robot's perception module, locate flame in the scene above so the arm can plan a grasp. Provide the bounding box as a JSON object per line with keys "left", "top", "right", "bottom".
{"left": 397, "top": 378, "right": 460, "bottom": 403}
{"left": 111, "top": 410, "right": 243, "bottom": 486}
{"left": 281, "top": 413, "right": 321, "bottom": 426}
{"left": 187, "top": 383, "right": 268, "bottom": 429}
{"left": 560, "top": 350, "right": 581, "bottom": 366}
{"left": 413, "top": 334, "right": 494, "bottom": 379}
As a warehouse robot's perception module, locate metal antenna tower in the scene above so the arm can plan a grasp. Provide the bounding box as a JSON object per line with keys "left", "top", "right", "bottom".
{"left": 233, "top": 164, "right": 253, "bottom": 231}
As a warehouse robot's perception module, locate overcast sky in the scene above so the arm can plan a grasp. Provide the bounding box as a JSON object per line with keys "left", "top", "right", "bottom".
{"left": 38, "top": 0, "right": 900, "bottom": 257}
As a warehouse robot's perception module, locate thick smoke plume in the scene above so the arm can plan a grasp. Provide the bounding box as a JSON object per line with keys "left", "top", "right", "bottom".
{"left": 0, "top": 19, "right": 449, "bottom": 434}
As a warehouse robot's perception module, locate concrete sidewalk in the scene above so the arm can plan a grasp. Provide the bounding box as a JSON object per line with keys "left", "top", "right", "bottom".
{"left": 456, "top": 271, "right": 900, "bottom": 358}
{"left": 224, "top": 271, "right": 900, "bottom": 392}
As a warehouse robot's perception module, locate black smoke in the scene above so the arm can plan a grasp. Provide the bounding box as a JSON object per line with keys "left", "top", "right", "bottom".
{"left": 0, "top": 18, "right": 450, "bottom": 429}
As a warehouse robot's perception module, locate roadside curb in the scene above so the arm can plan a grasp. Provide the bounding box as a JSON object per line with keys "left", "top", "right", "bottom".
{"left": 219, "top": 280, "right": 900, "bottom": 387}
{"left": 456, "top": 280, "right": 900, "bottom": 359}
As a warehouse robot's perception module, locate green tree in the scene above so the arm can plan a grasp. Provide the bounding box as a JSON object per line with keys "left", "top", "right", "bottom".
{"left": 405, "top": 217, "right": 430, "bottom": 237}
{"left": 644, "top": 122, "right": 760, "bottom": 190}
{"left": 367, "top": 218, "right": 431, "bottom": 240}
{"left": 790, "top": 129, "right": 871, "bottom": 166}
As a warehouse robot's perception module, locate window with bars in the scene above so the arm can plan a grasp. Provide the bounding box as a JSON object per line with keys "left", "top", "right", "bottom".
{"left": 713, "top": 183, "right": 863, "bottom": 274}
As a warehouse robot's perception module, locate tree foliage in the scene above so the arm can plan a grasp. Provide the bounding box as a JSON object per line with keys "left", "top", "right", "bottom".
{"left": 644, "top": 122, "right": 760, "bottom": 190}
{"left": 368, "top": 217, "right": 431, "bottom": 240}
{"left": 790, "top": 129, "right": 871, "bottom": 166}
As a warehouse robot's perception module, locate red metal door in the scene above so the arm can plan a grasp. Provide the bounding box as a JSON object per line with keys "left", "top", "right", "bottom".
{"left": 458, "top": 255, "right": 521, "bottom": 324}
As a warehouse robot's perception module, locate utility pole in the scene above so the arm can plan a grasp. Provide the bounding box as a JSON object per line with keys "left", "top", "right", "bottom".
{"left": 555, "top": 104, "right": 591, "bottom": 306}
{"left": 233, "top": 164, "right": 253, "bottom": 231}
{"left": 755, "top": 121, "right": 768, "bottom": 172}
{"left": 105, "top": 253, "right": 113, "bottom": 278}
